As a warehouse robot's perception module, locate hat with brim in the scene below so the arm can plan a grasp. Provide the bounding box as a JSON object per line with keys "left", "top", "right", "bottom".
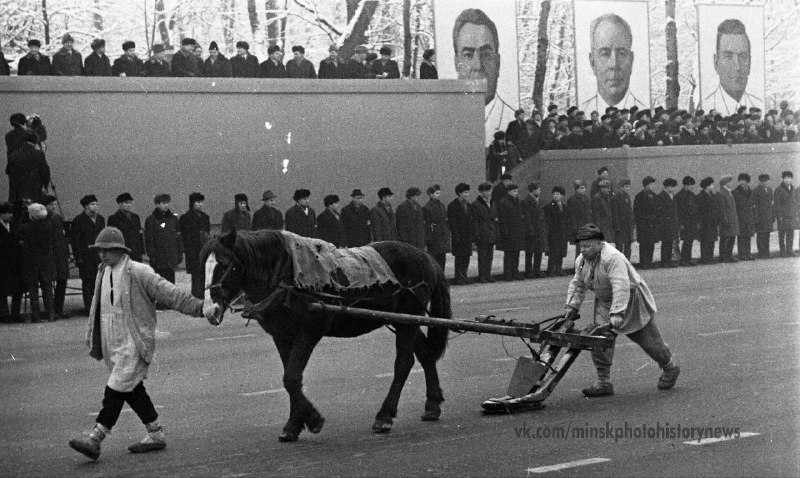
{"left": 262, "top": 190, "right": 277, "bottom": 201}
{"left": 89, "top": 226, "right": 130, "bottom": 253}
{"left": 575, "top": 223, "right": 604, "bottom": 243}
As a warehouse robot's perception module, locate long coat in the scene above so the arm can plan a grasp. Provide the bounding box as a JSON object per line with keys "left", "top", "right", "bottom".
{"left": 469, "top": 197, "right": 497, "bottom": 246}
{"left": 144, "top": 208, "right": 183, "bottom": 269}
{"left": 221, "top": 209, "right": 252, "bottom": 234}
{"left": 675, "top": 188, "right": 698, "bottom": 241}
{"left": 656, "top": 191, "right": 679, "bottom": 242}
{"left": 179, "top": 209, "right": 211, "bottom": 273}
{"left": 774, "top": 183, "right": 795, "bottom": 230}
{"left": 522, "top": 194, "right": 548, "bottom": 252}
{"left": 318, "top": 58, "right": 346, "bottom": 79}
{"left": 48, "top": 213, "right": 70, "bottom": 280}
{"left": 590, "top": 192, "right": 615, "bottom": 244}
{"left": 732, "top": 185, "right": 756, "bottom": 237}
{"left": 252, "top": 205, "right": 284, "bottom": 231}
{"left": 260, "top": 59, "right": 287, "bottom": 78}
{"left": 16, "top": 218, "right": 56, "bottom": 285}
{"left": 717, "top": 186, "right": 740, "bottom": 238}
{"left": 83, "top": 52, "right": 111, "bottom": 76}
{"left": 396, "top": 199, "right": 426, "bottom": 249}
{"left": 108, "top": 210, "right": 145, "bottom": 262}
{"left": 71, "top": 212, "right": 106, "bottom": 269}
{"left": 285, "top": 204, "right": 316, "bottom": 238}
{"left": 286, "top": 58, "right": 317, "bottom": 78}
{"left": 231, "top": 54, "right": 260, "bottom": 77}
{"left": 6, "top": 143, "right": 50, "bottom": 204}
{"left": 203, "top": 55, "right": 233, "bottom": 77}
{"left": 543, "top": 199, "right": 568, "bottom": 258}
{"left": 633, "top": 189, "right": 659, "bottom": 244}
{"left": 371, "top": 59, "right": 400, "bottom": 78}
{"left": 112, "top": 56, "right": 145, "bottom": 76}
{"left": 497, "top": 195, "right": 525, "bottom": 252}
{"left": 171, "top": 51, "right": 202, "bottom": 77}
{"left": 752, "top": 184, "right": 774, "bottom": 233}
{"left": 566, "top": 193, "right": 592, "bottom": 243}
{"left": 341, "top": 202, "right": 371, "bottom": 247}
{"left": 447, "top": 198, "right": 472, "bottom": 256}
{"left": 696, "top": 191, "right": 719, "bottom": 242}
{"left": 51, "top": 48, "right": 83, "bottom": 76}
{"left": 18, "top": 53, "right": 51, "bottom": 75}
{"left": 612, "top": 190, "right": 634, "bottom": 244}
{"left": 316, "top": 209, "right": 345, "bottom": 247}
{"left": 0, "top": 222, "right": 21, "bottom": 294}
{"left": 370, "top": 202, "right": 397, "bottom": 241}
{"left": 343, "top": 58, "right": 370, "bottom": 79}
{"left": 423, "top": 198, "right": 451, "bottom": 255}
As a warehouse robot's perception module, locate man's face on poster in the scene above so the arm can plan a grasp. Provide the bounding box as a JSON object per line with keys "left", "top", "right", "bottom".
{"left": 455, "top": 22, "right": 500, "bottom": 105}
{"left": 589, "top": 18, "right": 634, "bottom": 106}
{"left": 714, "top": 33, "right": 750, "bottom": 102}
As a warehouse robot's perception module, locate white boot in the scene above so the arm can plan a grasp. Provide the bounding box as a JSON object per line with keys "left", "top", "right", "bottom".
{"left": 128, "top": 421, "right": 166, "bottom": 453}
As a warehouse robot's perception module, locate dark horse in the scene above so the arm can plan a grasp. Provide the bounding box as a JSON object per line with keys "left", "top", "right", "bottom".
{"left": 200, "top": 230, "right": 452, "bottom": 442}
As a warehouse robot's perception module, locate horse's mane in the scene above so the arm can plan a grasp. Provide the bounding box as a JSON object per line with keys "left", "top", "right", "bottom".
{"left": 200, "top": 230, "right": 292, "bottom": 286}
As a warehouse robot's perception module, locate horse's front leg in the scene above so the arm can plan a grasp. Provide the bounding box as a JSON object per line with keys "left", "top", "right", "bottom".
{"left": 279, "top": 332, "right": 325, "bottom": 443}
{"left": 373, "top": 326, "right": 417, "bottom": 433}
{"left": 414, "top": 330, "right": 445, "bottom": 422}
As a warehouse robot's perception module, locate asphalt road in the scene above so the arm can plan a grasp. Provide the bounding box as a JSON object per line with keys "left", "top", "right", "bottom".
{"left": 1, "top": 255, "right": 799, "bottom": 477}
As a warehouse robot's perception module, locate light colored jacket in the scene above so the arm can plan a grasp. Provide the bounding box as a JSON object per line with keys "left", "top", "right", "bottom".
{"left": 86, "top": 256, "right": 203, "bottom": 363}
{"left": 566, "top": 242, "right": 656, "bottom": 335}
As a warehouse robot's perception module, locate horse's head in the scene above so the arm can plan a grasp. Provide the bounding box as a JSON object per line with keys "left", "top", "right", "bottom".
{"left": 201, "top": 230, "right": 246, "bottom": 326}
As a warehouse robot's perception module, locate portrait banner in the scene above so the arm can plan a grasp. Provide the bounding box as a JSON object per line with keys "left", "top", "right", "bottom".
{"left": 433, "top": 0, "right": 521, "bottom": 145}
{"left": 573, "top": 0, "right": 651, "bottom": 114}
{"left": 697, "top": 2, "right": 765, "bottom": 115}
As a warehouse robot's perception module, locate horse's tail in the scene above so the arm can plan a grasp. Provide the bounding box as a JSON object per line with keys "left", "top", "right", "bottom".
{"left": 426, "top": 262, "right": 452, "bottom": 361}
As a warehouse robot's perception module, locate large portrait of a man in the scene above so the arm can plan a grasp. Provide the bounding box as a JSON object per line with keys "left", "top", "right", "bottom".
{"left": 434, "top": 0, "right": 520, "bottom": 145}
{"left": 574, "top": 0, "right": 651, "bottom": 113}
{"left": 698, "top": 5, "right": 765, "bottom": 115}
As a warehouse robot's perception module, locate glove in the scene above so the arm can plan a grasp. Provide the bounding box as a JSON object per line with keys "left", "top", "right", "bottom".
{"left": 563, "top": 307, "right": 579, "bottom": 322}
{"left": 610, "top": 314, "right": 624, "bottom": 329}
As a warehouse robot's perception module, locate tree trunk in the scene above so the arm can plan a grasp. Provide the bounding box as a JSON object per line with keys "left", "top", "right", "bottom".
{"left": 265, "top": 0, "right": 279, "bottom": 45}
{"left": 532, "top": 0, "right": 551, "bottom": 112}
{"left": 93, "top": 0, "right": 104, "bottom": 32}
{"left": 247, "top": 0, "right": 259, "bottom": 39}
{"left": 402, "top": 0, "right": 411, "bottom": 77}
{"left": 340, "top": 0, "right": 379, "bottom": 59}
{"left": 665, "top": 0, "right": 680, "bottom": 109}
{"left": 549, "top": 20, "right": 566, "bottom": 106}
{"left": 41, "top": 0, "right": 50, "bottom": 45}
{"left": 224, "top": 0, "right": 237, "bottom": 51}
{"left": 155, "top": 0, "right": 171, "bottom": 49}
{"left": 410, "top": 2, "right": 422, "bottom": 78}
{"left": 280, "top": 0, "right": 288, "bottom": 49}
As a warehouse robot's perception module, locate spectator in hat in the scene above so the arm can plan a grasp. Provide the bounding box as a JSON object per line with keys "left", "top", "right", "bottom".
{"left": 543, "top": 186, "right": 569, "bottom": 276}
{"left": 179, "top": 193, "right": 211, "bottom": 298}
{"left": 171, "top": 38, "right": 201, "bottom": 77}
{"left": 628, "top": 120, "right": 654, "bottom": 147}
{"left": 590, "top": 166, "right": 612, "bottom": 198}
{"left": 285, "top": 189, "right": 316, "bottom": 238}
{"left": 732, "top": 173, "right": 756, "bottom": 261}
{"left": 486, "top": 131, "right": 509, "bottom": 182}
{"left": 371, "top": 45, "right": 400, "bottom": 79}
{"left": 144, "top": 44, "right": 170, "bottom": 77}
{"left": 506, "top": 109, "right": 528, "bottom": 152}
{"left": 260, "top": 45, "right": 287, "bottom": 78}
{"left": 364, "top": 52, "right": 378, "bottom": 75}
{"left": 340, "top": 189, "right": 371, "bottom": 247}
{"left": 286, "top": 45, "right": 317, "bottom": 79}
{"left": 6, "top": 113, "right": 30, "bottom": 159}
{"left": 774, "top": 171, "right": 796, "bottom": 257}
{"left": 420, "top": 49, "right": 437, "bottom": 79}
{"left": 0, "top": 201, "right": 23, "bottom": 322}
{"left": 491, "top": 172, "right": 513, "bottom": 204}
{"left": 68, "top": 226, "right": 206, "bottom": 462}
{"left": 422, "top": 185, "right": 450, "bottom": 271}
{"left": 84, "top": 39, "right": 111, "bottom": 76}
{"left": 52, "top": 33, "right": 83, "bottom": 76}
{"left": 522, "top": 182, "right": 547, "bottom": 278}
{"left": 696, "top": 177, "right": 719, "bottom": 264}
{"left": 469, "top": 182, "right": 497, "bottom": 282}
{"left": 231, "top": 41, "right": 259, "bottom": 78}
{"left": 370, "top": 187, "right": 397, "bottom": 241}
{"left": 634, "top": 176, "right": 660, "bottom": 268}
{"left": 221, "top": 193, "right": 252, "bottom": 234}
{"left": 6, "top": 131, "right": 50, "bottom": 206}
{"left": 108, "top": 193, "right": 144, "bottom": 262}
{"left": 753, "top": 174, "right": 774, "bottom": 258}
{"left": 712, "top": 120, "right": 733, "bottom": 144}
{"left": 497, "top": 184, "right": 525, "bottom": 281}
{"left": 318, "top": 44, "right": 345, "bottom": 79}
{"left": 15, "top": 203, "right": 56, "bottom": 323}
{"left": 203, "top": 41, "right": 232, "bottom": 77}
{"left": 396, "top": 187, "right": 426, "bottom": 249}
{"left": 656, "top": 178, "right": 680, "bottom": 268}
{"left": 18, "top": 39, "right": 51, "bottom": 76}
{"left": 317, "top": 195, "right": 345, "bottom": 247}
{"left": 144, "top": 194, "right": 183, "bottom": 283}
{"left": 602, "top": 119, "right": 627, "bottom": 148}
{"left": 566, "top": 179, "right": 592, "bottom": 259}
{"left": 112, "top": 41, "right": 145, "bottom": 77}
{"left": 448, "top": 183, "right": 472, "bottom": 284}
{"left": 675, "top": 176, "right": 699, "bottom": 266}
{"left": 612, "top": 179, "right": 634, "bottom": 259}
{"left": 72, "top": 194, "right": 106, "bottom": 313}
{"left": 716, "top": 175, "right": 740, "bottom": 262}
{"left": 344, "top": 45, "right": 370, "bottom": 79}
{"left": 252, "top": 190, "right": 283, "bottom": 231}
{"left": 591, "top": 179, "right": 615, "bottom": 246}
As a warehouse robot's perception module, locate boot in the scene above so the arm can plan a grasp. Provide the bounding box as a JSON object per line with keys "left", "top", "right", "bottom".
{"left": 69, "top": 423, "right": 108, "bottom": 460}
{"left": 128, "top": 421, "right": 166, "bottom": 453}
{"left": 581, "top": 381, "right": 614, "bottom": 397}
{"left": 658, "top": 361, "right": 681, "bottom": 390}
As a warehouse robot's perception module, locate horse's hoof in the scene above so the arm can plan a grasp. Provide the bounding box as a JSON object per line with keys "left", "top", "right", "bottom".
{"left": 305, "top": 414, "right": 325, "bottom": 434}
{"left": 420, "top": 409, "right": 441, "bottom": 421}
{"left": 278, "top": 431, "right": 299, "bottom": 442}
{"left": 372, "top": 420, "right": 393, "bottom": 434}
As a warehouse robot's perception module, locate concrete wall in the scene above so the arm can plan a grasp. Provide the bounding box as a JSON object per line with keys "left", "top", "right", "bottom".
{"left": 1, "top": 77, "right": 486, "bottom": 222}
{"left": 514, "top": 143, "right": 800, "bottom": 194}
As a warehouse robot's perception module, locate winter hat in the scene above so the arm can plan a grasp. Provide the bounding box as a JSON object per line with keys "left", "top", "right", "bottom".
{"left": 89, "top": 226, "right": 130, "bottom": 253}
{"left": 116, "top": 192, "right": 134, "bottom": 203}
{"left": 575, "top": 223, "right": 604, "bottom": 243}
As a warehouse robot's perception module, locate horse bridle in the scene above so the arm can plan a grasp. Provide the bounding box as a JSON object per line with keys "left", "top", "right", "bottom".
{"left": 206, "top": 257, "right": 247, "bottom": 316}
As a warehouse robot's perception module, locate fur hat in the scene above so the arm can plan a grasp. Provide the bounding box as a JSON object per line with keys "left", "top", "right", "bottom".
{"left": 758, "top": 174, "right": 770, "bottom": 182}
{"left": 575, "top": 223, "right": 604, "bottom": 243}
{"left": 116, "top": 192, "right": 134, "bottom": 203}
{"left": 80, "top": 195, "right": 98, "bottom": 207}
{"left": 682, "top": 176, "right": 696, "bottom": 186}
{"left": 642, "top": 176, "right": 657, "bottom": 187}
{"left": 90, "top": 38, "right": 106, "bottom": 50}
{"left": 700, "top": 177, "right": 715, "bottom": 189}
{"left": 122, "top": 41, "right": 136, "bottom": 51}
{"left": 89, "top": 226, "right": 130, "bottom": 253}
{"left": 181, "top": 38, "right": 196, "bottom": 46}
{"left": 189, "top": 192, "right": 205, "bottom": 205}
{"left": 663, "top": 178, "right": 678, "bottom": 188}
{"left": 292, "top": 189, "right": 310, "bottom": 201}
{"left": 267, "top": 44, "right": 281, "bottom": 55}
{"left": 236, "top": 41, "right": 250, "bottom": 50}
{"left": 455, "top": 183, "right": 470, "bottom": 195}
{"left": 323, "top": 194, "right": 340, "bottom": 207}
{"left": 152, "top": 44, "right": 165, "bottom": 54}
{"left": 28, "top": 39, "right": 42, "bottom": 48}
{"left": 506, "top": 183, "right": 519, "bottom": 192}
{"left": 350, "top": 189, "right": 365, "bottom": 198}
{"left": 782, "top": 171, "right": 794, "bottom": 179}
{"left": 573, "top": 179, "right": 586, "bottom": 190}
{"left": 377, "top": 187, "right": 394, "bottom": 199}
{"left": 478, "top": 182, "right": 493, "bottom": 192}
{"left": 154, "top": 193, "right": 171, "bottom": 204}
{"left": 500, "top": 173, "right": 513, "bottom": 181}
{"left": 235, "top": 193, "right": 249, "bottom": 203}
{"left": 291, "top": 45, "right": 305, "bottom": 54}
{"left": 551, "top": 186, "right": 566, "bottom": 195}
{"left": 737, "top": 173, "right": 751, "bottom": 182}
{"left": 379, "top": 45, "right": 392, "bottom": 56}
{"left": 405, "top": 187, "right": 422, "bottom": 199}
{"left": 62, "top": 33, "right": 75, "bottom": 44}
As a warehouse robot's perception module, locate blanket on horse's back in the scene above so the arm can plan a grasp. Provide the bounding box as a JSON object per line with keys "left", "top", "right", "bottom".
{"left": 281, "top": 231, "right": 399, "bottom": 291}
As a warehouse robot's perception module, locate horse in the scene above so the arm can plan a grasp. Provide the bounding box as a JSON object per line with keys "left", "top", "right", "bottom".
{"left": 200, "top": 230, "right": 452, "bottom": 442}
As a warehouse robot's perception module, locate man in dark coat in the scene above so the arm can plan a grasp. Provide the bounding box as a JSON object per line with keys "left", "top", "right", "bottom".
{"left": 42, "top": 195, "right": 70, "bottom": 319}
{"left": 491, "top": 173, "right": 513, "bottom": 205}
{"left": 171, "top": 38, "right": 202, "bottom": 77}
{"left": 505, "top": 110, "right": 528, "bottom": 154}
{"left": 612, "top": 179, "right": 634, "bottom": 260}
{"left": 144, "top": 194, "right": 183, "bottom": 283}
{"left": 112, "top": 41, "right": 145, "bottom": 77}
{"left": 84, "top": 39, "right": 111, "bottom": 76}
{"left": 343, "top": 46, "right": 370, "bottom": 79}
{"left": 16, "top": 203, "right": 56, "bottom": 322}
{"left": 221, "top": 193, "right": 252, "bottom": 233}
{"left": 6, "top": 113, "right": 30, "bottom": 160}
{"left": 447, "top": 184, "right": 472, "bottom": 284}
{"left": 6, "top": 132, "right": 50, "bottom": 205}
{"left": 0, "top": 51, "right": 9, "bottom": 76}
{"left": 633, "top": 176, "right": 660, "bottom": 269}
{"left": 260, "top": 45, "right": 287, "bottom": 78}
{"left": 0, "top": 202, "right": 23, "bottom": 322}
{"left": 470, "top": 183, "right": 497, "bottom": 283}
{"left": 423, "top": 185, "right": 451, "bottom": 272}
{"left": 107, "top": 193, "right": 144, "bottom": 262}
{"left": 732, "top": 174, "right": 756, "bottom": 261}
{"left": 144, "top": 44, "right": 171, "bottom": 77}
{"left": 566, "top": 180, "right": 592, "bottom": 260}
{"left": 497, "top": 184, "right": 526, "bottom": 281}
{"left": 231, "top": 41, "right": 260, "bottom": 78}
{"left": 203, "top": 42, "right": 232, "bottom": 77}
{"left": 341, "top": 189, "right": 371, "bottom": 247}
{"left": 396, "top": 187, "right": 426, "bottom": 249}
{"left": 285, "top": 189, "right": 316, "bottom": 238}
{"left": 317, "top": 195, "right": 345, "bottom": 247}
{"left": 590, "top": 167, "right": 613, "bottom": 197}
{"left": 752, "top": 174, "right": 774, "bottom": 258}
{"left": 179, "top": 193, "right": 210, "bottom": 299}
{"left": 370, "top": 188, "right": 397, "bottom": 241}
{"left": 543, "top": 186, "right": 569, "bottom": 276}
{"left": 675, "top": 176, "right": 698, "bottom": 266}
{"left": 72, "top": 194, "right": 105, "bottom": 313}
{"left": 52, "top": 33, "right": 83, "bottom": 76}
{"left": 591, "top": 179, "right": 615, "bottom": 245}
{"left": 18, "top": 39, "right": 51, "bottom": 75}
{"left": 286, "top": 45, "right": 317, "bottom": 78}
{"left": 318, "top": 44, "right": 346, "bottom": 79}
{"left": 656, "top": 178, "right": 680, "bottom": 267}
{"left": 371, "top": 46, "right": 400, "bottom": 79}
{"left": 522, "top": 182, "right": 548, "bottom": 278}
{"left": 252, "top": 190, "right": 284, "bottom": 231}
{"left": 717, "top": 175, "right": 740, "bottom": 262}
{"left": 696, "top": 178, "right": 719, "bottom": 264}
{"left": 774, "top": 171, "right": 796, "bottom": 257}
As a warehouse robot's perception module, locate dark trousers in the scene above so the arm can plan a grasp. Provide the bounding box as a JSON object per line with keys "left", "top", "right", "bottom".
{"left": 700, "top": 240, "right": 716, "bottom": 262}
{"left": 153, "top": 267, "right": 175, "bottom": 284}
{"left": 720, "top": 236, "right": 735, "bottom": 260}
{"left": 476, "top": 244, "right": 494, "bottom": 280}
{"left": 680, "top": 239, "right": 694, "bottom": 262}
{"left": 190, "top": 271, "right": 205, "bottom": 299}
{"left": 756, "top": 231, "right": 771, "bottom": 257}
{"left": 524, "top": 249, "right": 542, "bottom": 276}
{"left": 778, "top": 228, "right": 795, "bottom": 252}
{"left": 79, "top": 265, "right": 97, "bottom": 312}
{"left": 96, "top": 382, "right": 159, "bottom": 430}
{"left": 618, "top": 241, "right": 632, "bottom": 259}
{"left": 546, "top": 254, "right": 563, "bottom": 275}
{"left": 27, "top": 273, "right": 54, "bottom": 320}
{"left": 659, "top": 238, "right": 674, "bottom": 265}
{"left": 639, "top": 242, "right": 655, "bottom": 266}
{"left": 54, "top": 279, "right": 67, "bottom": 315}
{"left": 736, "top": 235, "right": 752, "bottom": 258}
{"left": 453, "top": 255, "right": 470, "bottom": 281}
{"left": 430, "top": 253, "right": 446, "bottom": 273}
{"left": 502, "top": 250, "right": 520, "bottom": 279}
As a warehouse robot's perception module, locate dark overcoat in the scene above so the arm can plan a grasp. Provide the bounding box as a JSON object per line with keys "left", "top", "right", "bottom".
{"left": 5, "top": 128, "right": 28, "bottom": 159}
{"left": 16, "top": 218, "right": 56, "bottom": 284}
{"left": 341, "top": 202, "right": 371, "bottom": 247}
{"left": 252, "top": 206, "right": 283, "bottom": 230}
{"left": 633, "top": 189, "right": 659, "bottom": 244}
{"left": 318, "top": 58, "right": 345, "bottom": 79}
{"left": 566, "top": 193, "right": 592, "bottom": 243}
{"left": 612, "top": 190, "right": 634, "bottom": 244}
{"left": 112, "top": 55, "right": 145, "bottom": 76}
{"left": 144, "top": 208, "right": 183, "bottom": 269}
{"left": 396, "top": 200, "right": 426, "bottom": 249}
{"left": 522, "top": 194, "right": 548, "bottom": 252}
{"left": 6, "top": 143, "right": 50, "bottom": 204}
{"left": 171, "top": 51, "right": 202, "bottom": 77}
{"left": 675, "top": 188, "right": 698, "bottom": 241}
{"left": 0, "top": 222, "right": 21, "bottom": 294}
{"left": 370, "top": 202, "right": 397, "bottom": 241}
{"left": 717, "top": 187, "right": 740, "bottom": 238}
{"left": 423, "top": 198, "right": 451, "bottom": 255}
{"left": 18, "top": 53, "right": 51, "bottom": 75}
{"left": 447, "top": 198, "right": 471, "bottom": 256}
{"left": 285, "top": 204, "right": 316, "bottom": 238}
{"left": 773, "top": 183, "right": 795, "bottom": 229}
{"left": 371, "top": 59, "right": 400, "bottom": 78}
{"left": 343, "top": 58, "right": 369, "bottom": 79}
{"left": 83, "top": 52, "right": 111, "bottom": 76}
{"left": 231, "top": 55, "right": 259, "bottom": 77}
{"left": 144, "top": 58, "right": 171, "bottom": 77}
{"left": 107, "top": 210, "right": 145, "bottom": 262}
{"left": 543, "top": 199, "right": 568, "bottom": 258}
{"left": 696, "top": 191, "right": 719, "bottom": 242}
{"left": 656, "top": 191, "right": 679, "bottom": 242}
{"left": 286, "top": 58, "right": 317, "bottom": 78}
{"left": 203, "top": 55, "right": 233, "bottom": 77}
{"left": 259, "top": 59, "right": 287, "bottom": 78}
{"left": 51, "top": 48, "right": 83, "bottom": 76}
{"left": 469, "top": 197, "right": 497, "bottom": 246}
{"left": 221, "top": 209, "right": 252, "bottom": 234}
{"left": 590, "top": 192, "right": 615, "bottom": 244}
{"left": 316, "top": 209, "right": 345, "bottom": 247}
{"left": 497, "top": 195, "right": 525, "bottom": 252}
{"left": 48, "top": 212, "right": 70, "bottom": 280}
{"left": 752, "top": 184, "right": 774, "bottom": 233}
{"left": 732, "top": 185, "right": 756, "bottom": 237}
{"left": 71, "top": 212, "right": 105, "bottom": 269}
{"left": 179, "top": 209, "right": 211, "bottom": 273}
